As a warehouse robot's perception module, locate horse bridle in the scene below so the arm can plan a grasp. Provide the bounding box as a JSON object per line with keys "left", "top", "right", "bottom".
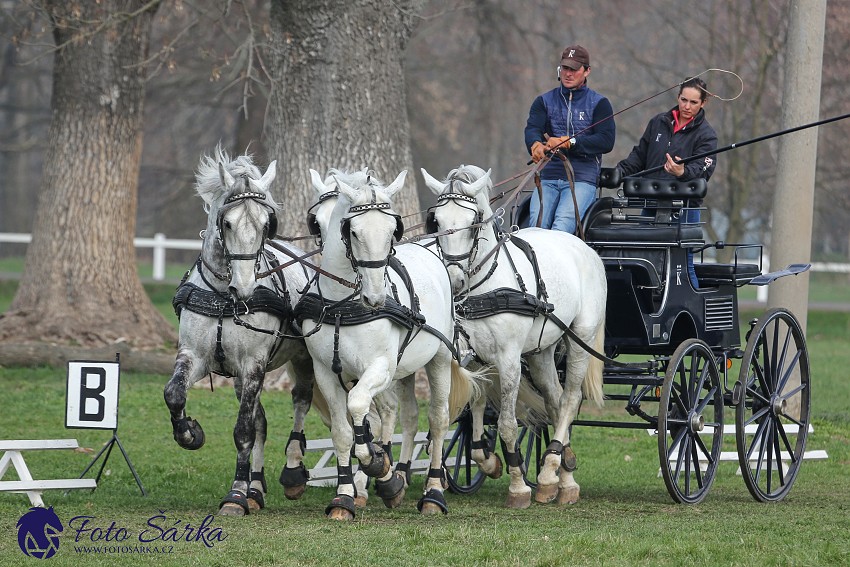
{"left": 209, "top": 188, "right": 279, "bottom": 281}
{"left": 426, "top": 191, "right": 486, "bottom": 270}
{"left": 340, "top": 194, "right": 405, "bottom": 271}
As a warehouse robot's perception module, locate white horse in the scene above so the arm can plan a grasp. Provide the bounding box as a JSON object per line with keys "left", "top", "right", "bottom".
{"left": 305, "top": 168, "right": 420, "bottom": 506}
{"left": 164, "top": 148, "right": 317, "bottom": 516}
{"left": 421, "top": 164, "right": 606, "bottom": 507}
{"left": 295, "top": 168, "right": 481, "bottom": 519}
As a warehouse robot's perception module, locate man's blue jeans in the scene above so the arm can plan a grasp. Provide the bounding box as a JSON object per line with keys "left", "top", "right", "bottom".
{"left": 527, "top": 179, "right": 596, "bottom": 234}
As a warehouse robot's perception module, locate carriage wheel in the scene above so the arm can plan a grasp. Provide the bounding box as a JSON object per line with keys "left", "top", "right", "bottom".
{"left": 443, "top": 406, "right": 495, "bottom": 495}
{"left": 735, "top": 308, "right": 810, "bottom": 502}
{"left": 657, "top": 338, "right": 724, "bottom": 504}
{"left": 518, "top": 423, "right": 552, "bottom": 488}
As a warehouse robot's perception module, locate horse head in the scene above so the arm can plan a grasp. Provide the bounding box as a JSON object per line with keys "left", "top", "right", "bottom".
{"left": 333, "top": 170, "right": 407, "bottom": 308}
{"left": 195, "top": 146, "right": 280, "bottom": 301}
{"left": 421, "top": 165, "right": 493, "bottom": 294}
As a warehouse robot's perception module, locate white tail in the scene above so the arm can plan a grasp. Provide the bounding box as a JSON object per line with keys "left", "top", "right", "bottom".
{"left": 448, "top": 360, "right": 488, "bottom": 421}
{"left": 581, "top": 321, "right": 605, "bottom": 408}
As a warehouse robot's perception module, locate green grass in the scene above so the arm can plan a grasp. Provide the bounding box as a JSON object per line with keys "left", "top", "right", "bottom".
{"left": 1, "top": 266, "right": 849, "bottom": 565}
{"left": 1, "top": 313, "right": 849, "bottom": 565}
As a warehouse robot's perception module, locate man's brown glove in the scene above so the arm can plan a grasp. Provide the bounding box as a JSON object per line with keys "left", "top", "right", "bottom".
{"left": 530, "top": 141, "right": 546, "bottom": 163}
{"left": 545, "top": 136, "right": 572, "bottom": 152}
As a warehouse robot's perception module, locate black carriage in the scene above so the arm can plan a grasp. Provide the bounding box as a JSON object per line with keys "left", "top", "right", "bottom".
{"left": 443, "top": 167, "right": 811, "bottom": 504}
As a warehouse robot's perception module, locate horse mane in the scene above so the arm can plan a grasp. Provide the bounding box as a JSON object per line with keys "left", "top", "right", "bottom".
{"left": 195, "top": 144, "right": 280, "bottom": 214}
{"left": 445, "top": 164, "right": 492, "bottom": 211}
{"left": 325, "top": 167, "right": 382, "bottom": 191}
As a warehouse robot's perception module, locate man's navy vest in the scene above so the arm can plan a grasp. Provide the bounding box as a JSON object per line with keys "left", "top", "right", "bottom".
{"left": 540, "top": 85, "right": 604, "bottom": 184}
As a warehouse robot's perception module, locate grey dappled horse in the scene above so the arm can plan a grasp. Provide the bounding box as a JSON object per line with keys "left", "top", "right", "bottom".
{"left": 164, "top": 149, "right": 316, "bottom": 516}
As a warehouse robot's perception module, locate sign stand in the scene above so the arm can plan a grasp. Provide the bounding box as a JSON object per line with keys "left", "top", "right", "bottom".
{"left": 66, "top": 354, "right": 146, "bottom": 496}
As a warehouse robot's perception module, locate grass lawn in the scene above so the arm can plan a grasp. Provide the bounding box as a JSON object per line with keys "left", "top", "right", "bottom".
{"left": 1, "top": 310, "right": 848, "bottom": 565}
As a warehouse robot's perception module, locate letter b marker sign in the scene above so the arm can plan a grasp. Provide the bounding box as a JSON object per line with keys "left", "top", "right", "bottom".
{"left": 66, "top": 361, "right": 120, "bottom": 430}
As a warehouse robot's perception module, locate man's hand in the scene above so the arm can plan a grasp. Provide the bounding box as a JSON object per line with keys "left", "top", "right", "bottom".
{"left": 546, "top": 136, "right": 571, "bottom": 151}
{"left": 531, "top": 141, "right": 546, "bottom": 163}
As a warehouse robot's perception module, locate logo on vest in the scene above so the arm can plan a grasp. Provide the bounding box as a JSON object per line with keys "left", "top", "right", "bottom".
{"left": 17, "top": 506, "right": 63, "bottom": 559}
{"left": 656, "top": 134, "right": 662, "bottom": 142}
{"left": 579, "top": 112, "right": 586, "bottom": 120}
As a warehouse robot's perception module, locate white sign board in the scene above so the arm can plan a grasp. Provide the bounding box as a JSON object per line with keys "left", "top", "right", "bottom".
{"left": 66, "top": 361, "right": 120, "bottom": 430}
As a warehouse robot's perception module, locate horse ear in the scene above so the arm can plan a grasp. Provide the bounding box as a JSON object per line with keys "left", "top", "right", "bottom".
{"left": 310, "top": 169, "right": 328, "bottom": 196}
{"left": 259, "top": 160, "right": 277, "bottom": 188}
{"left": 421, "top": 168, "right": 445, "bottom": 196}
{"left": 384, "top": 170, "right": 407, "bottom": 199}
{"left": 462, "top": 168, "right": 493, "bottom": 197}
{"left": 219, "top": 162, "right": 235, "bottom": 189}
{"left": 336, "top": 178, "right": 357, "bottom": 202}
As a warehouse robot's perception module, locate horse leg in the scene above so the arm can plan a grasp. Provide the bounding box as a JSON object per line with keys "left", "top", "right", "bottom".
{"left": 247, "top": 399, "right": 267, "bottom": 512}
{"left": 219, "top": 369, "right": 265, "bottom": 516}
{"left": 348, "top": 362, "right": 392, "bottom": 480}
{"left": 469, "top": 368, "right": 502, "bottom": 479}
{"left": 549, "top": 338, "right": 594, "bottom": 505}
{"left": 370, "top": 384, "right": 407, "bottom": 509}
{"left": 526, "top": 345, "right": 565, "bottom": 503}
{"left": 394, "top": 374, "right": 419, "bottom": 487}
{"left": 352, "top": 396, "right": 385, "bottom": 508}
{"left": 495, "top": 355, "right": 530, "bottom": 509}
{"left": 280, "top": 353, "right": 314, "bottom": 500}
{"left": 417, "top": 349, "right": 452, "bottom": 516}
{"left": 314, "top": 368, "right": 358, "bottom": 521}
{"left": 164, "top": 351, "right": 207, "bottom": 450}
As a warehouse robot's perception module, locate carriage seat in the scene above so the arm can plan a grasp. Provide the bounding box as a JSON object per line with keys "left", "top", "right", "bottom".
{"left": 693, "top": 262, "right": 762, "bottom": 286}
{"left": 622, "top": 176, "right": 707, "bottom": 201}
{"left": 584, "top": 176, "right": 706, "bottom": 243}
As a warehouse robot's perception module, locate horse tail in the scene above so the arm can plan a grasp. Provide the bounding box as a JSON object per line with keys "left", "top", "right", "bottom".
{"left": 582, "top": 320, "right": 605, "bottom": 408}
{"left": 448, "top": 360, "right": 488, "bottom": 421}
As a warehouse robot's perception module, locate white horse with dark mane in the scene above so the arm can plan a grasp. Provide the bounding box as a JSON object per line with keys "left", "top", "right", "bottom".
{"left": 295, "top": 168, "right": 482, "bottom": 520}
{"left": 305, "top": 168, "right": 421, "bottom": 503}
{"left": 421, "top": 164, "right": 606, "bottom": 507}
{"left": 164, "top": 148, "right": 317, "bottom": 515}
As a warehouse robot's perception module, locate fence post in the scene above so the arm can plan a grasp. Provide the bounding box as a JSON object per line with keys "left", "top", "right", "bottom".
{"left": 153, "top": 233, "right": 166, "bottom": 281}
{"left": 757, "top": 254, "right": 769, "bottom": 303}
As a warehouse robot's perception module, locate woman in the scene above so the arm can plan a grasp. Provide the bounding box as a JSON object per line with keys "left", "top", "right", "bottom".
{"left": 616, "top": 76, "right": 718, "bottom": 288}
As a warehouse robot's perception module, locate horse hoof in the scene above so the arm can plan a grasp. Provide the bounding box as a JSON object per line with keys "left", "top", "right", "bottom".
{"left": 556, "top": 486, "right": 581, "bottom": 505}
{"left": 247, "top": 499, "right": 263, "bottom": 513}
{"left": 505, "top": 491, "right": 531, "bottom": 509}
{"left": 327, "top": 507, "right": 355, "bottom": 521}
{"left": 354, "top": 495, "right": 368, "bottom": 508}
{"left": 419, "top": 502, "right": 445, "bottom": 516}
{"left": 360, "top": 445, "right": 392, "bottom": 478}
{"left": 534, "top": 483, "right": 558, "bottom": 504}
{"left": 325, "top": 495, "right": 357, "bottom": 521}
{"left": 284, "top": 484, "right": 306, "bottom": 501}
{"left": 382, "top": 487, "right": 406, "bottom": 509}
{"left": 218, "top": 503, "right": 247, "bottom": 516}
{"left": 173, "top": 417, "right": 205, "bottom": 450}
{"left": 486, "top": 454, "right": 503, "bottom": 479}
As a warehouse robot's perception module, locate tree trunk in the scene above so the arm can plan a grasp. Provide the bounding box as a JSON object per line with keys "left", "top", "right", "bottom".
{"left": 265, "top": 0, "right": 424, "bottom": 233}
{"left": 0, "top": 0, "right": 176, "bottom": 352}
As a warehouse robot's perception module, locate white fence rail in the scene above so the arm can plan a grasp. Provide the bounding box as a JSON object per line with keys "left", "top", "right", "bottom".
{"left": 2, "top": 232, "right": 849, "bottom": 283}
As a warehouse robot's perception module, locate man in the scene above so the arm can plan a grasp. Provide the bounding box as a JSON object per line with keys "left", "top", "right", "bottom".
{"left": 524, "top": 44, "right": 615, "bottom": 234}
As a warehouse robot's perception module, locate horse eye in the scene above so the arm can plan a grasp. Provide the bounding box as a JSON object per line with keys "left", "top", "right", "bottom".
{"left": 223, "top": 220, "right": 232, "bottom": 230}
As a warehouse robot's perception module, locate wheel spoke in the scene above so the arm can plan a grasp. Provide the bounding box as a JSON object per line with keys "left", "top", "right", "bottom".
{"left": 746, "top": 417, "right": 771, "bottom": 461}
{"left": 775, "top": 421, "right": 799, "bottom": 465}
{"left": 771, "top": 424, "right": 787, "bottom": 487}
{"left": 693, "top": 429, "right": 716, "bottom": 467}
{"left": 775, "top": 349, "right": 802, "bottom": 395}
{"left": 743, "top": 402, "right": 771, "bottom": 429}
{"left": 694, "top": 384, "right": 719, "bottom": 414}
{"left": 689, "top": 437, "right": 705, "bottom": 489}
